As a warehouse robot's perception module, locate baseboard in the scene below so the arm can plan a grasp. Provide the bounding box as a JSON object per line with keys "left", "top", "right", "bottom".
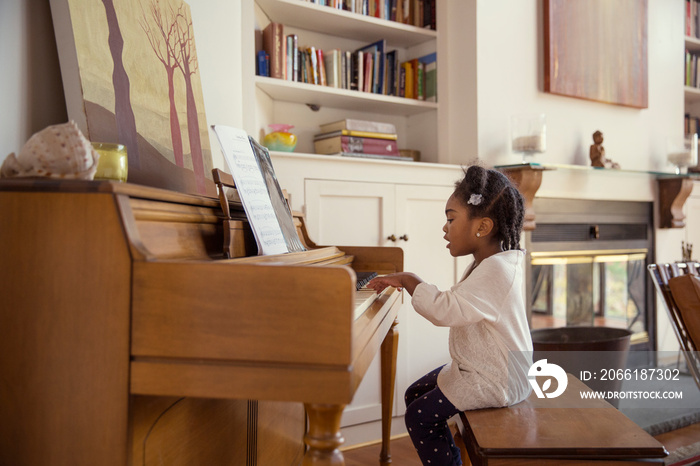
{"left": 340, "top": 416, "right": 408, "bottom": 449}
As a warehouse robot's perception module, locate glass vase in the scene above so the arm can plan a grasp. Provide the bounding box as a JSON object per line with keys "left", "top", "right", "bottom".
{"left": 263, "top": 124, "right": 297, "bottom": 152}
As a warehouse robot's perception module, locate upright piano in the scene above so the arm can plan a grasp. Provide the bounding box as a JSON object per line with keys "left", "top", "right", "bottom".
{"left": 0, "top": 177, "right": 403, "bottom": 466}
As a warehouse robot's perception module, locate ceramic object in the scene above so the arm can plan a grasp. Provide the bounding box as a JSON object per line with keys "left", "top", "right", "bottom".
{"left": 0, "top": 121, "right": 100, "bottom": 179}
{"left": 92, "top": 143, "right": 128, "bottom": 182}
{"left": 263, "top": 124, "right": 297, "bottom": 152}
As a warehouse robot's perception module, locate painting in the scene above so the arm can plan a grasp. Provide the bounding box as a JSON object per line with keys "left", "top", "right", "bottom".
{"left": 544, "top": 0, "right": 648, "bottom": 109}
{"left": 49, "top": 0, "right": 216, "bottom": 196}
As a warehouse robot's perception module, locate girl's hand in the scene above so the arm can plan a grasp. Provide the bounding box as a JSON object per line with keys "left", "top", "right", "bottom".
{"left": 367, "top": 272, "right": 423, "bottom": 296}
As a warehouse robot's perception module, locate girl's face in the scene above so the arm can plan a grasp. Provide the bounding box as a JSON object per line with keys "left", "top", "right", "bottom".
{"left": 442, "top": 194, "right": 481, "bottom": 257}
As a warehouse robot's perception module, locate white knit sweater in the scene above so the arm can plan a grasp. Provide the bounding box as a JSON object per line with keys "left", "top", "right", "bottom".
{"left": 411, "top": 249, "right": 533, "bottom": 411}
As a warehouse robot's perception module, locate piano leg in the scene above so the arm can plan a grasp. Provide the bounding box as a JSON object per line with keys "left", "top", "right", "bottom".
{"left": 303, "top": 403, "right": 346, "bottom": 465}
{"left": 380, "top": 318, "right": 399, "bottom": 465}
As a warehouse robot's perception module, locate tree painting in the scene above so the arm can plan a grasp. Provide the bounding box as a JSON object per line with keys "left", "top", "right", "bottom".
{"left": 51, "top": 0, "right": 215, "bottom": 197}
{"left": 139, "top": 0, "right": 184, "bottom": 167}
{"left": 102, "top": 0, "right": 141, "bottom": 168}
{"left": 172, "top": 6, "right": 206, "bottom": 195}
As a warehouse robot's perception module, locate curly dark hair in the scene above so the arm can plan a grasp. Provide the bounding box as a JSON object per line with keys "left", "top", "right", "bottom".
{"left": 452, "top": 165, "right": 524, "bottom": 250}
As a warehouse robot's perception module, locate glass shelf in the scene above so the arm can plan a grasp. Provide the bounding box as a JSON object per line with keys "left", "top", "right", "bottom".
{"left": 495, "top": 162, "right": 700, "bottom": 179}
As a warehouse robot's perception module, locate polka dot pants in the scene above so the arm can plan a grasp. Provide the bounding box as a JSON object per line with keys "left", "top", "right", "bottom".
{"left": 404, "top": 366, "right": 462, "bottom": 466}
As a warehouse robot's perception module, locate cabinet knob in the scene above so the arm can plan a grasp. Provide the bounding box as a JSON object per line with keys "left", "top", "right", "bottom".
{"left": 399, "top": 234, "right": 409, "bottom": 241}
{"left": 387, "top": 234, "right": 397, "bottom": 242}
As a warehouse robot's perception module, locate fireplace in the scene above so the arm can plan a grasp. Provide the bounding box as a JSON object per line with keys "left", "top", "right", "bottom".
{"left": 525, "top": 198, "right": 655, "bottom": 353}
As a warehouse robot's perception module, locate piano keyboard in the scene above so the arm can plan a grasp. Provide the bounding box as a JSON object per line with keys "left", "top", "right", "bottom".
{"left": 353, "top": 272, "right": 386, "bottom": 320}
{"left": 354, "top": 289, "right": 380, "bottom": 320}
{"left": 355, "top": 271, "right": 378, "bottom": 290}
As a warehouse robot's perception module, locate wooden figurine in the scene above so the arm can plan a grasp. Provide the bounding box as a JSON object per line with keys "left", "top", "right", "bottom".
{"left": 589, "top": 130, "right": 620, "bottom": 169}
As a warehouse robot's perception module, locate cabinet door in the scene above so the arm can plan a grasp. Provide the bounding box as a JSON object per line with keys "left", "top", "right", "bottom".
{"left": 304, "top": 179, "right": 398, "bottom": 427}
{"left": 304, "top": 179, "right": 396, "bottom": 246}
{"left": 393, "top": 185, "right": 467, "bottom": 416}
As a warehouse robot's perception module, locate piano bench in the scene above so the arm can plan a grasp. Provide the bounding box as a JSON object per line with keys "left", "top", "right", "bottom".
{"left": 454, "top": 374, "right": 667, "bottom": 466}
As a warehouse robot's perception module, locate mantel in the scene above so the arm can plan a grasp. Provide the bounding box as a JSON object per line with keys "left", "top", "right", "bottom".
{"left": 496, "top": 163, "right": 699, "bottom": 230}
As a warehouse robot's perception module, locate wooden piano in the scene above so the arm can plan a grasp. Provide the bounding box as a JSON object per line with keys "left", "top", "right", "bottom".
{"left": 0, "top": 176, "right": 403, "bottom": 466}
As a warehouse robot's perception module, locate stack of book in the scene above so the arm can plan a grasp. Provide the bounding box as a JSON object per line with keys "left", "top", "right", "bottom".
{"left": 313, "top": 119, "right": 413, "bottom": 161}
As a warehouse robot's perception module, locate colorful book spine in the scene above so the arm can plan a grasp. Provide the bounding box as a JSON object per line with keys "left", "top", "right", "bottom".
{"left": 314, "top": 135, "right": 400, "bottom": 155}
{"left": 402, "top": 61, "right": 414, "bottom": 98}
{"left": 262, "top": 22, "right": 284, "bottom": 79}
{"left": 314, "top": 129, "right": 398, "bottom": 140}
{"left": 419, "top": 52, "right": 437, "bottom": 102}
{"left": 256, "top": 50, "right": 269, "bottom": 77}
{"left": 319, "top": 119, "right": 397, "bottom": 134}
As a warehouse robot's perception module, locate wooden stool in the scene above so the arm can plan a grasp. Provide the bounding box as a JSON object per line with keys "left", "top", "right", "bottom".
{"left": 456, "top": 374, "right": 667, "bottom": 465}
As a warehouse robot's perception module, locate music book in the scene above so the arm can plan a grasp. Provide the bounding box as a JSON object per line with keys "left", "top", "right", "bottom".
{"left": 212, "top": 125, "right": 305, "bottom": 256}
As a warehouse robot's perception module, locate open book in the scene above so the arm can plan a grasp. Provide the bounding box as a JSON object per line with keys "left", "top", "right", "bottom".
{"left": 212, "top": 125, "right": 305, "bottom": 255}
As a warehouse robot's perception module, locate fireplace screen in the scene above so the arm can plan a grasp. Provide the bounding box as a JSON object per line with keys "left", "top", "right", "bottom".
{"left": 530, "top": 250, "right": 648, "bottom": 345}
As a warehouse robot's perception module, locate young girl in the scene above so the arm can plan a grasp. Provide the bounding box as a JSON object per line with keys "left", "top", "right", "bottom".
{"left": 367, "top": 165, "right": 533, "bottom": 466}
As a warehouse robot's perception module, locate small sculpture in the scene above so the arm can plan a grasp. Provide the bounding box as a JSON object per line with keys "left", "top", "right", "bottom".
{"left": 1, "top": 121, "right": 100, "bottom": 180}
{"left": 589, "top": 130, "right": 620, "bottom": 169}
{"left": 682, "top": 241, "right": 694, "bottom": 262}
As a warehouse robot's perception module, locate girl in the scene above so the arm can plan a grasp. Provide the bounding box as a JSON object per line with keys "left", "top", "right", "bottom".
{"left": 367, "top": 165, "right": 533, "bottom": 466}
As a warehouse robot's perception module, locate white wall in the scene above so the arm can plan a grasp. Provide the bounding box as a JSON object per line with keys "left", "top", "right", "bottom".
{"left": 0, "top": 0, "right": 68, "bottom": 159}
{"left": 474, "top": 0, "right": 682, "bottom": 172}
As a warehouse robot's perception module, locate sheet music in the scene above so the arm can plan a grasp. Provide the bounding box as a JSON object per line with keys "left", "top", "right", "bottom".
{"left": 212, "top": 125, "right": 288, "bottom": 255}
{"left": 249, "top": 138, "right": 306, "bottom": 253}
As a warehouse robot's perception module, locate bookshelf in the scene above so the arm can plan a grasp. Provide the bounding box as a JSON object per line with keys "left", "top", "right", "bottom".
{"left": 249, "top": 0, "right": 440, "bottom": 158}
{"left": 686, "top": 35, "right": 700, "bottom": 129}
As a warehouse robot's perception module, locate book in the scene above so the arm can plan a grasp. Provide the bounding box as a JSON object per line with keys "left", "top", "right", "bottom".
{"left": 314, "top": 135, "right": 400, "bottom": 155}
{"left": 286, "top": 34, "right": 297, "bottom": 81}
{"left": 356, "top": 39, "right": 385, "bottom": 94}
{"left": 325, "top": 49, "right": 341, "bottom": 88}
{"left": 363, "top": 52, "right": 373, "bottom": 92}
{"left": 314, "top": 129, "right": 398, "bottom": 140}
{"left": 414, "top": 58, "right": 424, "bottom": 100}
{"left": 319, "top": 119, "right": 397, "bottom": 134}
{"left": 402, "top": 60, "right": 414, "bottom": 98}
{"left": 317, "top": 48, "right": 327, "bottom": 86}
{"left": 419, "top": 52, "right": 437, "bottom": 102}
{"left": 356, "top": 50, "right": 364, "bottom": 92}
{"left": 256, "top": 50, "right": 269, "bottom": 77}
{"left": 308, "top": 46, "right": 319, "bottom": 84}
{"left": 262, "top": 22, "right": 284, "bottom": 79}
{"left": 385, "top": 50, "right": 398, "bottom": 96}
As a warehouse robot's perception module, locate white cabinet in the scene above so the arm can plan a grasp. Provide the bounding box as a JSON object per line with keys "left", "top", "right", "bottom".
{"left": 304, "top": 178, "right": 468, "bottom": 429}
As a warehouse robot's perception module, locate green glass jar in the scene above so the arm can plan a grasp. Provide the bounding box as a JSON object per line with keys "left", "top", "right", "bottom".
{"left": 92, "top": 142, "right": 128, "bottom": 182}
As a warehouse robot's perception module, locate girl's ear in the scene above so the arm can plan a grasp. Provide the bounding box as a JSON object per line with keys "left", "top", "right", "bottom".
{"left": 478, "top": 217, "right": 495, "bottom": 237}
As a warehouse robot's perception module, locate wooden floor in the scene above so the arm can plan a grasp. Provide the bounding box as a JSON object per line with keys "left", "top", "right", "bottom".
{"left": 342, "top": 422, "right": 700, "bottom": 465}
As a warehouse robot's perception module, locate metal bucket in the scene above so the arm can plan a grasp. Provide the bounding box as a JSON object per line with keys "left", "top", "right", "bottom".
{"left": 531, "top": 327, "right": 632, "bottom": 408}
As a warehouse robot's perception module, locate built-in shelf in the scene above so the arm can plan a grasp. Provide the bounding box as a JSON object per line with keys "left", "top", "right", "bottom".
{"left": 255, "top": 76, "right": 437, "bottom": 116}
{"left": 256, "top": 0, "right": 437, "bottom": 47}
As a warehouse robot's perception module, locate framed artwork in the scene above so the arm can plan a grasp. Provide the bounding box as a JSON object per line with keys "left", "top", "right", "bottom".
{"left": 544, "top": 0, "right": 648, "bottom": 109}
{"left": 49, "top": 0, "right": 216, "bottom": 196}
